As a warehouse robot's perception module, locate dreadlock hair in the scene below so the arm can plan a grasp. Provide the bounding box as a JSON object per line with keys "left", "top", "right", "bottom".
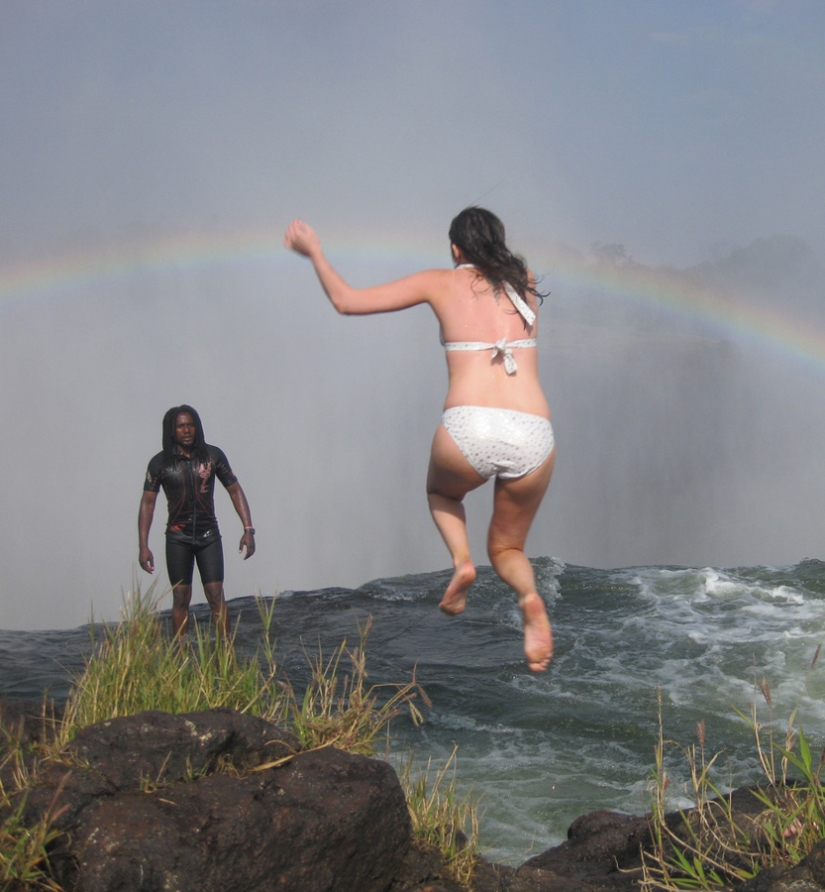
{"left": 448, "top": 207, "right": 547, "bottom": 318}
{"left": 161, "top": 405, "right": 210, "bottom": 466}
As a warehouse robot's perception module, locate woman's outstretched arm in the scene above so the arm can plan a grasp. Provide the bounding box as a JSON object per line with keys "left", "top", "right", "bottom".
{"left": 284, "top": 218, "right": 444, "bottom": 315}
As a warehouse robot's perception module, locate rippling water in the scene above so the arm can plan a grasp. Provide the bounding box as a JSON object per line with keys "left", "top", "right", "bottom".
{"left": 3, "top": 558, "right": 825, "bottom": 864}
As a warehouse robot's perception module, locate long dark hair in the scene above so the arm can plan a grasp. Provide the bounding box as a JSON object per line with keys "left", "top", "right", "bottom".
{"left": 161, "top": 405, "right": 209, "bottom": 465}
{"left": 448, "top": 207, "right": 546, "bottom": 309}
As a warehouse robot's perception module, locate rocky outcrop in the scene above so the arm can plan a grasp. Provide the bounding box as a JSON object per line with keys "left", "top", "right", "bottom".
{"left": 2, "top": 706, "right": 410, "bottom": 892}
{"left": 68, "top": 746, "right": 409, "bottom": 892}
{"left": 1, "top": 701, "right": 823, "bottom": 892}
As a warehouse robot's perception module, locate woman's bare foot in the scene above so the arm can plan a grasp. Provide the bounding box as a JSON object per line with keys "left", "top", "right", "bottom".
{"left": 521, "top": 592, "right": 553, "bottom": 671}
{"left": 439, "top": 560, "right": 476, "bottom": 615}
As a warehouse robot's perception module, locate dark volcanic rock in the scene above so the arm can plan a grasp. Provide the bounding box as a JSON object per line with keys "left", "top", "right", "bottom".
{"left": 67, "top": 707, "right": 299, "bottom": 788}
{"left": 391, "top": 810, "right": 650, "bottom": 892}
{"left": 71, "top": 746, "right": 410, "bottom": 892}
{"left": 510, "top": 810, "right": 648, "bottom": 891}
{"left": 525, "top": 809, "right": 649, "bottom": 873}
{"left": 10, "top": 709, "right": 409, "bottom": 892}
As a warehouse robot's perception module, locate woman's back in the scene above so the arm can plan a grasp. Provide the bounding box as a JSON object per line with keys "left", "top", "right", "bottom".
{"left": 435, "top": 266, "right": 550, "bottom": 418}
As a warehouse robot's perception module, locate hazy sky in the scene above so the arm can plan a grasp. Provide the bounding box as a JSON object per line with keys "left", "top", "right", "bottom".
{"left": 2, "top": 1, "right": 825, "bottom": 630}
{"left": 3, "top": 0, "right": 824, "bottom": 264}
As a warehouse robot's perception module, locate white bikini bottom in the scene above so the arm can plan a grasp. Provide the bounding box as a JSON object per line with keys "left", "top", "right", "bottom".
{"left": 441, "top": 406, "right": 555, "bottom": 480}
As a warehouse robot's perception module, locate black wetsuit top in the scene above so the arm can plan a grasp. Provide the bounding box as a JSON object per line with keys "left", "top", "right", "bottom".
{"left": 143, "top": 445, "right": 238, "bottom": 542}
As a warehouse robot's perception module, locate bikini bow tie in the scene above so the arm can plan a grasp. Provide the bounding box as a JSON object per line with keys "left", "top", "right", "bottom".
{"left": 491, "top": 338, "right": 519, "bottom": 375}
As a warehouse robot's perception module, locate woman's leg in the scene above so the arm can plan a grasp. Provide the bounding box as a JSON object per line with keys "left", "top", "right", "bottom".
{"left": 426, "top": 424, "right": 487, "bottom": 615}
{"left": 487, "top": 449, "right": 555, "bottom": 671}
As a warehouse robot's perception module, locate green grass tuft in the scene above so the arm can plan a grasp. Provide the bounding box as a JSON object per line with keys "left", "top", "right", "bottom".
{"left": 642, "top": 645, "right": 825, "bottom": 890}
{"left": 58, "top": 583, "right": 283, "bottom": 745}
{"left": 396, "top": 746, "right": 481, "bottom": 889}
{"left": 283, "top": 616, "right": 429, "bottom": 754}
{"left": 0, "top": 718, "right": 66, "bottom": 892}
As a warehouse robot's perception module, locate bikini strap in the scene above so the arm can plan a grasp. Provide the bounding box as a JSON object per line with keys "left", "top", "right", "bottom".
{"left": 455, "top": 264, "right": 536, "bottom": 327}
{"left": 503, "top": 283, "right": 536, "bottom": 327}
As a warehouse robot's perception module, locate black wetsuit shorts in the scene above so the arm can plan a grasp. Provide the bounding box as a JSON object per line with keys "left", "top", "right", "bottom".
{"left": 165, "top": 530, "right": 224, "bottom": 587}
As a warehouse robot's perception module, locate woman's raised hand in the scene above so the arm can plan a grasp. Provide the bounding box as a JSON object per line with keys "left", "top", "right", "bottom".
{"left": 284, "top": 219, "right": 321, "bottom": 258}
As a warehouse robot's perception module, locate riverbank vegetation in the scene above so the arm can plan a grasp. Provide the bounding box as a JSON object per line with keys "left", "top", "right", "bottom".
{"left": 0, "top": 584, "right": 480, "bottom": 891}
{"left": 642, "top": 646, "right": 825, "bottom": 890}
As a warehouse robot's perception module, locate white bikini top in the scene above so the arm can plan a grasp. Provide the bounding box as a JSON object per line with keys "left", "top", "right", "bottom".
{"left": 441, "top": 264, "right": 537, "bottom": 375}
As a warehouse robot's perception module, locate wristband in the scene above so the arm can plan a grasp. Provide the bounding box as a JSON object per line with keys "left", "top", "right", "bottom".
{"left": 244, "top": 527, "right": 256, "bottom": 535}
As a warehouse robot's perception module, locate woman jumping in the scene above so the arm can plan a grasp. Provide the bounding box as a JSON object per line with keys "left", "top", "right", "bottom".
{"left": 284, "top": 207, "right": 555, "bottom": 671}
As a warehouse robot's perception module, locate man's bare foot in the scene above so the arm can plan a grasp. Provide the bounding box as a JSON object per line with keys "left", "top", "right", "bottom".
{"left": 439, "top": 560, "right": 476, "bottom": 615}
{"left": 521, "top": 592, "right": 553, "bottom": 671}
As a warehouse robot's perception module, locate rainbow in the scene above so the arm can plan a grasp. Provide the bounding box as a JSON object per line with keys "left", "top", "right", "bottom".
{"left": 535, "top": 251, "right": 825, "bottom": 371}
{"left": 2, "top": 227, "right": 824, "bottom": 372}
{"left": 0, "top": 230, "right": 291, "bottom": 309}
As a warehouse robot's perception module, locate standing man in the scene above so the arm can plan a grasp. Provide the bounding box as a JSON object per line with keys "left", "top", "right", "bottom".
{"left": 138, "top": 405, "right": 256, "bottom": 635}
